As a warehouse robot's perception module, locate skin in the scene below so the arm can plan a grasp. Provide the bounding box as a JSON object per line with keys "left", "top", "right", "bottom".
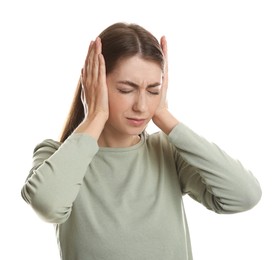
{"left": 74, "top": 36, "right": 179, "bottom": 147}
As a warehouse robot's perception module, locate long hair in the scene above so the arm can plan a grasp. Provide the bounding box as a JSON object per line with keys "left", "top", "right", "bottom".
{"left": 59, "top": 22, "right": 164, "bottom": 142}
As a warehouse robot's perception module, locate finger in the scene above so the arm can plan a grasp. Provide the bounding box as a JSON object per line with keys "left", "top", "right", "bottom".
{"left": 83, "top": 41, "right": 95, "bottom": 83}
{"left": 83, "top": 42, "right": 95, "bottom": 86}
{"left": 98, "top": 53, "right": 106, "bottom": 86}
{"left": 88, "top": 41, "right": 97, "bottom": 79}
{"left": 95, "top": 37, "right": 102, "bottom": 55}
{"left": 160, "top": 36, "right": 168, "bottom": 57}
{"left": 92, "top": 38, "right": 100, "bottom": 85}
{"left": 160, "top": 36, "right": 168, "bottom": 86}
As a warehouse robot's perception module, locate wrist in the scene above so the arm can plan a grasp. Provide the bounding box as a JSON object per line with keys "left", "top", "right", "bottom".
{"left": 74, "top": 111, "right": 108, "bottom": 140}
{"left": 153, "top": 109, "right": 179, "bottom": 135}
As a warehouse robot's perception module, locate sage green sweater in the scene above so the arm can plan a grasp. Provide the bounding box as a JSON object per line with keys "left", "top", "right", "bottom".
{"left": 21, "top": 123, "right": 261, "bottom": 260}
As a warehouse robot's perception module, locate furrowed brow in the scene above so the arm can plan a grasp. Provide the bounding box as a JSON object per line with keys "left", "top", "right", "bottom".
{"left": 117, "top": 80, "right": 161, "bottom": 88}
{"left": 147, "top": 83, "right": 161, "bottom": 88}
{"left": 117, "top": 80, "right": 139, "bottom": 88}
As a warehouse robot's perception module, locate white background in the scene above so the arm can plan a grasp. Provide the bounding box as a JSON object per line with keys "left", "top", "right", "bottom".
{"left": 1, "top": 0, "right": 278, "bottom": 259}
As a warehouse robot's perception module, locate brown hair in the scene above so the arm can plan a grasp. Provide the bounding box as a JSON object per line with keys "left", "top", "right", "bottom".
{"left": 59, "top": 22, "right": 164, "bottom": 142}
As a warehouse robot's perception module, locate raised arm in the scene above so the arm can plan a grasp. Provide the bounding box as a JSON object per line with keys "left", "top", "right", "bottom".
{"left": 21, "top": 38, "right": 109, "bottom": 224}
{"left": 21, "top": 134, "right": 99, "bottom": 224}
{"left": 169, "top": 123, "right": 262, "bottom": 213}
{"left": 154, "top": 36, "right": 261, "bottom": 213}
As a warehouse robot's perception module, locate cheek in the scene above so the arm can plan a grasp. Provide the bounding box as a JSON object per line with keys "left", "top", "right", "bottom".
{"left": 108, "top": 93, "right": 131, "bottom": 112}
{"left": 148, "top": 97, "right": 161, "bottom": 113}
{"left": 107, "top": 91, "right": 118, "bottom": 112}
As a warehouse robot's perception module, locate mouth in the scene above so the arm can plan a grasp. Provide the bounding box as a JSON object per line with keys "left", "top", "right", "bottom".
{"left": 126, "top": 117, "right": 146, "bottom": 127}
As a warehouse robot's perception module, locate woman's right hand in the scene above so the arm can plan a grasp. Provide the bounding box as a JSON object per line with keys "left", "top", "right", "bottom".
{"left": 74, "top": 38, "right": 109, "bottom": 139}
{"left": 81, "top": 37, "right": 109, "bottom": 121}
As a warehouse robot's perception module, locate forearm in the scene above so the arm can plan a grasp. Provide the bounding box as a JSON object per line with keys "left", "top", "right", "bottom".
{"left": 21, "top": 133, "right": 99, "bottom": 223}
{"left": 169, "top": 123, "right": 262, "bottom": 213}
{"left": 74, "top": 111, "right": 108, "bottom": 140}
{"left": 152, "top": 109, "right": 179, "bottom": 135}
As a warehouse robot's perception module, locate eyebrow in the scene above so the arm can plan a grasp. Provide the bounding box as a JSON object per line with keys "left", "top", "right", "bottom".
{"left": 116, "top": 80, "right": 161, "bottom": 89}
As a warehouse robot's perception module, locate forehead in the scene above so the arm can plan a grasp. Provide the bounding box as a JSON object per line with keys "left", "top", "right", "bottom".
{"left": 108, "top": 55, "right": 163, "bottom": 82}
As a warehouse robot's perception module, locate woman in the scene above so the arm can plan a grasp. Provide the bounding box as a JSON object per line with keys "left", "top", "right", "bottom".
{"left": 21, "top": 22, "right": 262, "bottom": 260}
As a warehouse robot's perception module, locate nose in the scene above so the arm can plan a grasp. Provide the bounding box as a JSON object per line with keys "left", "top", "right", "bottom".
{"left": 132, "top": 92, "right": 147, "bottom": 112}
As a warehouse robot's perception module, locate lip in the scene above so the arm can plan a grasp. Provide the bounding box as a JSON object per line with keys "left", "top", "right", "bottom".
{"left": 126, "top": 117, "right": 146, "bottom": 127}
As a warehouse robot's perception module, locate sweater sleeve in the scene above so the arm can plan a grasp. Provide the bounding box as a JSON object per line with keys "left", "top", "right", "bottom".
{"left": 168, "top": 123, "right": 262, "bottom": 214}
{"left": 21, "top": 133, "right": 99, "bottom": 224}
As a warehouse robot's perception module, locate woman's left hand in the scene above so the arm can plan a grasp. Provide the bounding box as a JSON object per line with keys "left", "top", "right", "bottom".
{"left": 155, "top": 36, "right": 169, "bottom": 115}
{"left": 152, "top": 36, "right": 179, "bottom": 134}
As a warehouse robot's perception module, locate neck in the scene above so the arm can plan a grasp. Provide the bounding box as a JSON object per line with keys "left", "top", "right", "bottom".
{"left": 98, "top": 130, "right": 141, "bottom": 148}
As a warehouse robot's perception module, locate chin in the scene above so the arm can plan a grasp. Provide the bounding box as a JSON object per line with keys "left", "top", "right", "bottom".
{"left": 128, "top": 129, "right": 145, "bottom": 136}
{"left": 127, "top": 126, "right": 147, "bottom": 136}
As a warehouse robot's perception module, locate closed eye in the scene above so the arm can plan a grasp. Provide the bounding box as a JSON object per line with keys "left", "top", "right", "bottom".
{"left": 118, "top": 88, "right": 133, "bottom": 94}
{"left": 148, "top": 91, "right": 160, "bottom": 95}
{"left": 116, "top": 80, "right": 161, "bottom": 95}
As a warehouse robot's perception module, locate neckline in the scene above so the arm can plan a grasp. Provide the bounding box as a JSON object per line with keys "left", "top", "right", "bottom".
{"left": 98, "top": 132, "right": 146, "bottom": 152}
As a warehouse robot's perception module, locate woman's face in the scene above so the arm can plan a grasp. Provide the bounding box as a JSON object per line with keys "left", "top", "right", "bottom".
{"left": 105, "top": 55, "right": 163, "bottom": 138}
